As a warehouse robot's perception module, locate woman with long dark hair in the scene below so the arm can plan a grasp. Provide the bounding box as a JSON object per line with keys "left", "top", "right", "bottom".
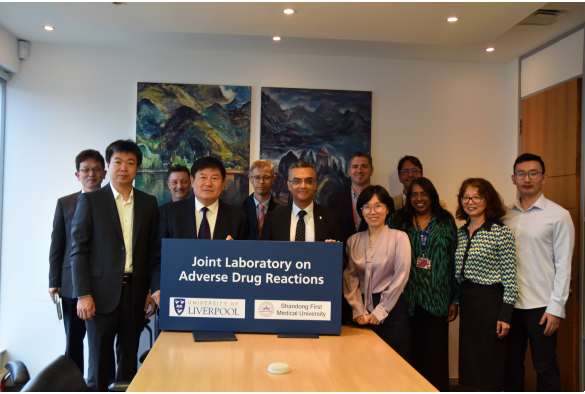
{"left": 343, "top": 185, "right": 411, "bottom": 361}
{"left": 454, "top": 178, "right": 518, "bottom": 391}
{"left": 387, "top": 177, "right": 458, "bottom": 392}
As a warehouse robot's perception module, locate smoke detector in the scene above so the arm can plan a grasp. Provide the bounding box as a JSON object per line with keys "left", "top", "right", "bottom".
{"left": 518, "top": 9, "right": 573, "bottom": 26}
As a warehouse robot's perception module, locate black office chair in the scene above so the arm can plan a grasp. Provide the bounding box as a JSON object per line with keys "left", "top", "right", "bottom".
{"left": 1, "top": 361, "right": 30, "bottom": 392}
{"left": 20, "top": 355, "right": 88, "bottom": 392}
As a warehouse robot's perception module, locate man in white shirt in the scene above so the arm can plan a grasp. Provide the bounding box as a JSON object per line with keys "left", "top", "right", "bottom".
{"left": 503, "top": 153, "right": 574, "bottom": 392}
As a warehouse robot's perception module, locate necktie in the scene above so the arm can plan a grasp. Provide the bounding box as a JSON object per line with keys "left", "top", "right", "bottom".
{"left": 295, "top": 210, "right": 307, "bottom": 242}
{"left": 198, "top": 207, "right": 211, "bottom": 240}
{"left": 257, "top": 203, "right": 265, "bottom": 238}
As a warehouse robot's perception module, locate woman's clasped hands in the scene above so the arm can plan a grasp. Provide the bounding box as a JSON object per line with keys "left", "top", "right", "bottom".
{"left": 355, "top": 313, "right": 381, "bottom": 325}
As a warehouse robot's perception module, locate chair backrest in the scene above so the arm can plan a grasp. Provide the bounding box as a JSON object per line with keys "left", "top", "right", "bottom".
{"left": 20, "top": 355, "right": 87, "bottom": 392}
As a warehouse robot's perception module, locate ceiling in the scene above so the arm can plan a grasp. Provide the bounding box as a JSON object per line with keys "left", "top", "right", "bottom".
{"left": 0, "top": 2, "right": 584, "bottom": 64}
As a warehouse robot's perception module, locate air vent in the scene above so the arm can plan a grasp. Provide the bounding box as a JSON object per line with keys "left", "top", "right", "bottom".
{"left": 518, "top": 9, "right": 573, "bottom": 26}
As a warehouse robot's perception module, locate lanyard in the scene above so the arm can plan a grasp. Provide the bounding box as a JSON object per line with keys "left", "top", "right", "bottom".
{"left": 415, "top": 217, "right": 433, "bottom": 255}
{"left": 351, "top": 192, "right": 359, "bottom": 231}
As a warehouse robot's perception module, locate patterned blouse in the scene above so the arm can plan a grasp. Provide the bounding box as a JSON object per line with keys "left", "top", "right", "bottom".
{"left": 455, "top": 219, "right": 518, "bottom": 323}
{"left": 387, "top": 212, "right": 459, "bottom": 317}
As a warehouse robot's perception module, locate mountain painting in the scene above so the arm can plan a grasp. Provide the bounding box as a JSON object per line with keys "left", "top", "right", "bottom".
{"left": 135, "top": 82, "right": 251, "bottom": 206}
{"left": 260, "top": 87, "right": 372, "bottom": 205}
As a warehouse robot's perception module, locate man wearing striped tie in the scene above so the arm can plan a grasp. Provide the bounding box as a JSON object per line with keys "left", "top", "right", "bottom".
{"left": 241, "top": 160, "right": 287, "bottom": 240}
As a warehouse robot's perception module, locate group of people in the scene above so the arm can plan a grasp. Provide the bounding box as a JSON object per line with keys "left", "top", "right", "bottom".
{"left": 48, "top": 139, "right": 574, "bottom": 392}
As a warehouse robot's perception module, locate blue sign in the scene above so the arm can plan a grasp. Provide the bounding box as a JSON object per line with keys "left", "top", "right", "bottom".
{"left": 159, "top": 239, "right": 343, "bottom": 335}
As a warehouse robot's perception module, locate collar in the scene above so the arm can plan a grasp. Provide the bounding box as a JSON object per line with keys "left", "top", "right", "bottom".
{"left": 81, "top": 189, "right": 85, "bottom": 194}
{"left": 110, "top": 183, "right": 133, "bottom": 202}
{"left": 253, "top": 194, "right": 271, "bottom": 208}
{"left": 463, "top": 218, "right": 503, "bottom": 232}
{"left": 195, "top": 197, "right": 220, "bottom": 214}
{"left": 292, "top": 201, "right": 314, "bottom": 218}
{"left": 402, "top": 192, "right": 406, "bottom": 201}
{"left": 350, "top": 187, "right": 359, "bottom": 199}
{"left": 512, "top": 193, "right": 546, "bottom": 212}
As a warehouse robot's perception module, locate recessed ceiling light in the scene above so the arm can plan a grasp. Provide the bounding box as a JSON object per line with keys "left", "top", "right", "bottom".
{"left": 283, "top": 9, "right": 295, "bottom": 15}
{"left": 486, "top": 47, "right": 495, "bottom": 52}
{"left": 446, "top": 17, "right": 458, "bottom": 22}
{"left": 273, "top": 36, "right": 281, "bottom": 41}
{"left": 43, "top": 25, "right": 54, "bottom": 31}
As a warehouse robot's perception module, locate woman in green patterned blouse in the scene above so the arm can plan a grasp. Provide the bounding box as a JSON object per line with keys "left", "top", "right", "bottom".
{"left": 387, "top": 177, "right": 458, "bottom": 392}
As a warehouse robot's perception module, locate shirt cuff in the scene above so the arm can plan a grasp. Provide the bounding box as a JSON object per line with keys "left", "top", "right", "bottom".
{"left": 497, "top": 302, "right": 514, "bottom": 324}
{"left": 77, "top": 295, "right": 91, "bottom": 299}
{"left": 545, "top": 302, "right": 565, "bottom": 319}
{"left": 372, "top": 304, "right": 389, "bottom": 324}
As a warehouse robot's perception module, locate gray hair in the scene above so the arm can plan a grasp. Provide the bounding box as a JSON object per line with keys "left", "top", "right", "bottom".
{"left": 288, "top": 161, "right": 317, "bottom": 179}
{"left": 250, "top": 159, "right": 275, "bottom": 177}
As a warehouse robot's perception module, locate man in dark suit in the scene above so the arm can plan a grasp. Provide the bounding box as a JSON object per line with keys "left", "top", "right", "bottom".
{"left": 158, "top": 156, "right": 249, "bottom": 242}
{"left": 71, "top": 140, "right": 159, "bottom": 391}
{"left": 260, "top": 161, "right": 343, "bottom": 243}
{"left": 241, "top": 159, "right": 287, "bottom": 240}
{"left": 49, "top": 149, "right": 107, "bottom": 374}
{"left": 327, "top": 152, "right": 388, "bottom": 243}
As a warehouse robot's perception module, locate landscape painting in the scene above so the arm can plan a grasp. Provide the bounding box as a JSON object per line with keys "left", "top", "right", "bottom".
{"left": 260, "top": 87, "right": 372, "bottom": 205}
{"left": 135, "top": 82, "right": 251, "bottom": 206}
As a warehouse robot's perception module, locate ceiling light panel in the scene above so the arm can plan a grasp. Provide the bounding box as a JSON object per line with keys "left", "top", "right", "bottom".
{"left": 43, "top": 25, "right": 54, "bottom": 31}
{"left": 283, "top": 9, "right": 295, "bottom": 15}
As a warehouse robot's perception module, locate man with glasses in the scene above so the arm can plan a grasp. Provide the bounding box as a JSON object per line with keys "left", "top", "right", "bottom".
{"left": 241, "top": 159, "right": 287, "bottom": 240}
{"left": 503, "top": 153, "right": 574, "bottom": 392}
{"left": 48, "top": 149, "right": 108, "bottom": 374}
{"left": 260, "top": 161, "right": 343, "bottom": 243}
{"left": 392, "top": 156, "right": 448, "bottom": 211}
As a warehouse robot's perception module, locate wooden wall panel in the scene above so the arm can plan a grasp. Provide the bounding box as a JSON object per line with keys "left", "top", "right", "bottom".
{"left": 542, "top": 175, "right": 577, "bottom": 209}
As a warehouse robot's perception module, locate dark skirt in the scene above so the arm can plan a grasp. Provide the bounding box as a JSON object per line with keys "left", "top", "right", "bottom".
{"left": 362, "top": 293, "right": 411, "bottom": 363}
{"left": 459, "top": 281, "right": 507, "bottom": 391}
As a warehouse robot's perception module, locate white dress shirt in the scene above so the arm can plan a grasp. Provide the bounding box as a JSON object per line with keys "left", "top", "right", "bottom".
{"left": 503, "top": 193, "right": 575, "bottom": 318}
{"left": 195, "top": 197, "right": 220, "bottom": 239}
{"left": 289, "top": 202, "right": 315, "bottom": 242}
{"left": 111, "top": 183, "right": 134, "bottom": 273}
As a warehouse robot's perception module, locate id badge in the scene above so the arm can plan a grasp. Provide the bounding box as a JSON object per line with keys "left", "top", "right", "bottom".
{"left": 416, "top": 257, "right": 431, "bottom": 270}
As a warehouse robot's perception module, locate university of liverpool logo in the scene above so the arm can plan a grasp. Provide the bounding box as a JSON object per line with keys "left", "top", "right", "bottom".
{"left": 174, "top": 298, "right": 185, "bottom": 316}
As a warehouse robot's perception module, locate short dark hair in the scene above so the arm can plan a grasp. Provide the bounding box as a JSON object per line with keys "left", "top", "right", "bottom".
{"left": 456, "top": 178, "right": 507, "bottom": 221}
{"left": 349, "top": 152, "right": 373, "bottom": 167}
{"left": 75, "top": 149, "right": 105, "bottom": 171}
{"left": 514, "top": 153, "right": 546, "bottom": 175}
{"left": 356, "top": 185, "right": 394, "bottom": 222}
{"left": 288, "top": 161, "right": 317, "bottom": 179}
{"left": 392, "top": 177, "right": 453, "bottom": 228}
{"left": 167, "top": 165, "right": 190, "bottom": 178}
{"left": 106, "top": 140, "right": 143, "bottom": 167}
{"left": 190, "top": 157, "right": 226, "bottom": 180}
{"left": 397, "top": 155, "right": 423, "bottom": 173}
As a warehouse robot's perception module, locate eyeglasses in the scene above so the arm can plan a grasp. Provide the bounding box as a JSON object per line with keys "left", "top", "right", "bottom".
{"left": 288, "top": 178, "right": 316, "bottom": 186}
{"left": 251, "top": 175, "right": 273, "bottom": 182}
{"left": 461, "top": 196, "right": 483, "bottom": 204}
{"left": 399, "top": 169, "right": 421, "bottom": 176}
{"left": 409, "top": 192, "right": 430, "bottom": 199}
{"left": 79, "top": 168, "right": 103, "bottom": 174}
{"left": 514, "top": 172, "right": 542, "bottom": 180}
{"left": 361, "top": 204, "right": 387, "bottom": 214}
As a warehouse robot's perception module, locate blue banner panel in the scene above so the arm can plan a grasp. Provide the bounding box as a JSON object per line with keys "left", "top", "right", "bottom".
{"left": 159, "top": 239, "right": 343, "bottom": 335}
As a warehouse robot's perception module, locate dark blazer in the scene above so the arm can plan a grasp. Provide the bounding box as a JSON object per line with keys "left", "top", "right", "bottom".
{"left": 241, "top": 193, "right": 288, "bottom": 240}
{"left": 260, "top": 203, "right": 344, "bottom": 242}
{"left": 159, "top": 195, "right": 249, "bottom": 241}
{"left": 70, "top": 184, "right": 160, "bottom": 314}
{"left": 327, "top": 185, "right": 394, "bottom": 243}
{"left": 49, "top": 191, "right": 81, "bottom": 299}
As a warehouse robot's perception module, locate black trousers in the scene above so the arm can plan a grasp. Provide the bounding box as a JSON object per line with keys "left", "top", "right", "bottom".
{"left": 363, "top": 293, "right": 410, "bottom": 362}
{"left": 504, "top": 307, "right": 561, "bottom": 392}
{"left": 62, "top": 296, "right": 87, "bottom": 373}
{"left": 409, "top": 304, "right": 450, "bottom": 392}
{"left": 86, "top": 283, "right": 144, "bottom": 392}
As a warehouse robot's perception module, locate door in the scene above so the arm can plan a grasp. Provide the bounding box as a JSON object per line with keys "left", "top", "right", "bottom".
{"left": 520, "top": 77, "right": 581, "bottom": 392}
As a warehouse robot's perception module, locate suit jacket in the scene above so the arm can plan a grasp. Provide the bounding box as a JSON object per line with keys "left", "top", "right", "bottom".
{"left": 49, "top": 191, "right": 81, "bottom": 299}
{"left": 70, "top": 184, "right": 160, "bottom": 314}
{"left": 158, "top": 195, "right": 249, "bottom": 241}
{"left": 260, "top": 203, "right": 344, "bottom": 242}
{"left": 241, "top": 193, "right": 288, "bottom": 240}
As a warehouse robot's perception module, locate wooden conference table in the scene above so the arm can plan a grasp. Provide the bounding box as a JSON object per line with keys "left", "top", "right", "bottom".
{"left": 128, "top": 325, "right": 437, "bottom": 392}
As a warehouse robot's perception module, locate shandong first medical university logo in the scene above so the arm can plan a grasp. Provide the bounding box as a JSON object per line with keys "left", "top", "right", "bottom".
{"left": 258, "top": 301, "right": 275, "bottom": 317}
{"left": 174, "top": 299, "right": 185, "bottom": 316}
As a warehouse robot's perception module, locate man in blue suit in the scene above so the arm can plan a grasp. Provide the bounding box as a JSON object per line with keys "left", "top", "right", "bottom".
{"left": 241, "top": 160, "right": 287, "bottom": 240}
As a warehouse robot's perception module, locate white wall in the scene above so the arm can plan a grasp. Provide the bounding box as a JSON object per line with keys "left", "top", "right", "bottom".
{"left": 0, "top": 24, "right": 19, "bottom": 74}
{"left": 0, "top": 42, "right": 518, "bottom": 378}
{"left": 521, "top": 28, "right": 584, "bottom": 98}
